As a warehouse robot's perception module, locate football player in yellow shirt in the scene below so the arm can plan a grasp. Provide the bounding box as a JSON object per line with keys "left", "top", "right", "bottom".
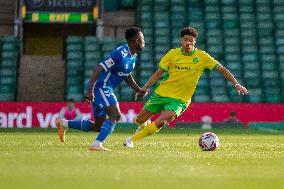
{"left": 123, "top": 27, "right": 249, "bottom": 148}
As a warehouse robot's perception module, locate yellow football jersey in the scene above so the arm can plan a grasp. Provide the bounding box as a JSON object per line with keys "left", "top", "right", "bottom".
{"left": 154, "top": 48, "right": 219, "bottom": 103}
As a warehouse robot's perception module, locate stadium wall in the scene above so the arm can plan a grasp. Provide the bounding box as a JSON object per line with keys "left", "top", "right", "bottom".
{"left": 0, "top": 102, "right": 283, "bottom": 128}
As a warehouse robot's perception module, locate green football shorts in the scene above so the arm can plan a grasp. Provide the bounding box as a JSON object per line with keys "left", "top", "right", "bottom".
{"left": 144, "top": 93, "right": 189, "bottom": 117}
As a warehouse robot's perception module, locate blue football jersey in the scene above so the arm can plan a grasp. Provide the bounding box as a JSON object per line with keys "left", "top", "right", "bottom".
{"left": 95, "top": 44, "right": 137, "bottom": 89}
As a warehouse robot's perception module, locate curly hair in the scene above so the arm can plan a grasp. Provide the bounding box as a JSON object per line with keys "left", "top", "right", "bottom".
{"left": 180, "top": 27, "right": 198, "bottom": 38}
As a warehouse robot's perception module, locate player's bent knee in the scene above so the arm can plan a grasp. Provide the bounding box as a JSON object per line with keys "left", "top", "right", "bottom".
{"left": 135, "top": 116, "right": 145, "bottom": 124}
{"left": 156, "top": 120, "right": 168, "bottom": 128}
{"left": 109, "top": 113, "right": 121, "bottom": 123}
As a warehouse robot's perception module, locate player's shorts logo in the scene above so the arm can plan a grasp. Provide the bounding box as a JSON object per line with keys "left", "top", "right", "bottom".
{"left": 26, "top": 0, "right": 45, "bottom": 8}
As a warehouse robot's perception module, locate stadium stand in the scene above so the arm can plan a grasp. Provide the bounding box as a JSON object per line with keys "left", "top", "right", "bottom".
{"left": 65, "top": 35, "right": 134, "bottom": 101}
{"left": 0, "top": 36, "right": 19, "bottom": 101}
{"left": 136, "top": 0, "right": 284, "bottom": 103}
{"left": 27, "top": 0, "right": 283, "bottom": 103}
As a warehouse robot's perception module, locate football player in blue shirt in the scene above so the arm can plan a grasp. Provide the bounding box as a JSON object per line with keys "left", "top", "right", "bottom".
{"left": 56, "top": 27, "right": 146, "bottom": 151}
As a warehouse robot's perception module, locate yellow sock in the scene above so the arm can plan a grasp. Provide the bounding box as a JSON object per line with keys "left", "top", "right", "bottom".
{"left": 132, "top": 122, "right": 160, "bottom": 142}
{"left": 134, "top": 119, "right": 151, "bottom": 129}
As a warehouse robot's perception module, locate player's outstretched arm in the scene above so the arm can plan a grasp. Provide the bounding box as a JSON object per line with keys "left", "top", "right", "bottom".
{"left": 142, "top": 68, "right": 164, "bottom": 90}
{"left": 125, "top": 74, "right": 147, "bottom": 94}
{"left": 215, "top": 64, "right": 249, "bottom": 95}
{"left": 85, "top": 65, "right": 104, "bottom": 104}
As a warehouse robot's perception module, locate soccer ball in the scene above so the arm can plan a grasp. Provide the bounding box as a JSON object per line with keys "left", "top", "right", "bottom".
{"left": 199, "top": 132, "right": 220, "bottom": 151}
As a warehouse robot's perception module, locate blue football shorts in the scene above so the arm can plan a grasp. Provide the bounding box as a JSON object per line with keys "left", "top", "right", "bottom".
{"left": 91, "top": 87, "right": 118, "bottom": 117}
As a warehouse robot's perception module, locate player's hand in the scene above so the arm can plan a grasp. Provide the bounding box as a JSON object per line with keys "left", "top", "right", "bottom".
{"left": 235, "top": 84, "right": 249, "bottom": 95}
{"left": 135, "top": 87, "right": 148, "bottom": 100}
{"left": 85, "top": 91, "right": 93, "bottom": 105}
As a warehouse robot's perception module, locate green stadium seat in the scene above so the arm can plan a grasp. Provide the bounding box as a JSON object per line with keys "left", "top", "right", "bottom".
{"left": 66, "top": 93, "right": 83, "bottom": 102}
{"left": 84, "top": 51, "right": 101, "bottom": 61}
{"left": 0, "top": 59, "right": 17, "bottom": 68}
{"left": 248, "top": 95, "right": 263, "bottom": 103}
{"left": 120, "top": 0, "right": 135, "bottom": 8}
{"left": 193, "top": 95, "right": 210, "bottom": 102}
{"left": 245, "top": 78, "right": 261, "bottom": 88}
{"left": 84, "top": 60, "right": 97, "bottom": 70}
{"left": 0, "top": 76, "right": 17, "bottom": 85}
{"left": 0, "top": 85, "right": 16, "bottom": 93}
{"left": 66, "top": 44, "right": 82, "bottom": 52}
{"left": 66, "top": 77, "right": 83, "bottom": 86}
{"left": 66, "top": 36, "right": 82, "bottom": 44}
{"left": 102, "top": 51, "right": 112, "bottom": 59}
{"left": 84, "top": 44, "right": 101, "bottom": 52}
{"left": 66, "top": 52, "right": 83, "bottom": 60}
{"left": 1, "top": 51, "right": 19, "bottom": 59}
{"left": 102, "top": 43, "right": 117, "bottom": 52}
{"left": 194, "top": 87, "right": 209, "bottom": 95}
{"left": 66, "top": 60, "right": 82, "bottom": 69}
{"left": 2, "top": 36, "right": 18, "bottom": 43}
{"left": 84, "top": 69, "right": 93, "bottom": 79}
{"left": 120, "top": 87, "right": 133, "bottom": 101}
{"left": 242, "top": 54, "right": 258, "bottom": 62}
{"left": 171, "top": 0, "right": 186, "bottom": 4}
{"left": 0, "top": 93, "right": 14, "bottom": 101}
{"left": 66, "top": 85, "right": 83, "bottom": 94}
{"left": 66, "top": 69, "right": 82, "bottom": 76}
{"left": 244, "top": 70, "right": 260, "bottom": 79}
{"left": 0, "top": 68, "right": 16, "bottom": 77}
{"left": 84, "top": 36, "right": 99, "bottom": 44}
{"left": 104, "top": 0, "right": 119, "bottom": 11}
{"left": 2, "top": 43, "right": 19, "bottom": 51}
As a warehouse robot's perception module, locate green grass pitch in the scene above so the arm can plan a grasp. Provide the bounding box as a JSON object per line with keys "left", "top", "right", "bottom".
{"left": 0, "top": 128, "right": 283, "bottom": 189}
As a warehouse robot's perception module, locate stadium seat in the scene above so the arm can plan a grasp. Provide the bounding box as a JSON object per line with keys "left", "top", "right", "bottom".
{"left": 1, "top": 36, "right": 18, "bottom": 43}
{"left": 104, "top": 0, "right": 119, "bottom": 11}
{"left": 66, "top": 93, "right": 84, "bottom": 102}
{"left": 0, "top": 59, "right": 17, "bottom": 68}
{"left": 134, "top": 0, "right": 283, "bottom": 103}
{"left": 120, "top": 0, "right": 135, "bottom": 8}
{"left": 66, "top": 44, "right": 82, "bottom": 52}
{"left": 66, "top": 36, "right": 82, "bottom": 44}
{"left": 0, "top": 93, "right": 14, "bottom": 101}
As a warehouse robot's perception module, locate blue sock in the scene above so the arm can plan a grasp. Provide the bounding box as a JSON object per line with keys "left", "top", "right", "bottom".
{"left": 68, "top": 120, "right": 91, "bottom": 132}
{"left": 96, "top": 120, "right": 115, "bottom": 142}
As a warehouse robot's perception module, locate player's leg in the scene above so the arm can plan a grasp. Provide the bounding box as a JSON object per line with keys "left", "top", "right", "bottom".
{"left": 89, "top": 104, "right": 121, "bottom": 151}
{"left": 124, "top": 93, "right": 164, "bottom": 147}
{"left": 134, "top": 108, "right": 155, "bottom": 133}
{"left": 89, "top": 87, "right": 122, "bottom": 151}
{"left": 55, "top": 118, "right": 96, "bottom": 142}
{"left": 134, "top": 93, "right": 165, "bottom": 131}
{"left": 91, "top": 116, "right": 106, "bottom": 132}
{"left": 131, "top": 110, "right": 176, "bottom": 142}
{"left": 124, "top": 98, "right": 188, "bottom": 147}
{"left": 55, "top": 95, "right": 107, "bottom": 142}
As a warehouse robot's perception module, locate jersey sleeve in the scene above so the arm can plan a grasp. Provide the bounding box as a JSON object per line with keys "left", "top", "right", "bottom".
{"left": 158, "top": 50, "right": 173, "bottom": 72}
{"left": 99, "top": 49, "right": 123, "bottom": 72}
{"left": 202, "top": 51, "right": 219, "bottom": 70}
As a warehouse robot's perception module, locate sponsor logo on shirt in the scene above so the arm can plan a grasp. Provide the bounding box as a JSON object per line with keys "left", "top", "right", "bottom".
{"left": 175, "top": 65, "right": 191, "bottom": 71}
{"left": 118, "top": 72, "right": 130, "bottom": 76}
{"left": 105, "top": 58, "right": 115, "bottom": 68}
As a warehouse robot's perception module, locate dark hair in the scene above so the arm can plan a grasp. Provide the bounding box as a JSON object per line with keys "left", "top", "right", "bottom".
{"left": 229, "top": 112, "right": 237, "bottom": 116}
{"left": 180, "top": 27, "right": 198, "bottom": 38}
{"left": 125, "top": 27, "right": 141, "bottom": 41}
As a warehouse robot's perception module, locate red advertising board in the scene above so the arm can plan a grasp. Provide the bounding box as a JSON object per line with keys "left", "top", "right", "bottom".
{"left": 0, "top": 102, "right": 283, "bottom": 128}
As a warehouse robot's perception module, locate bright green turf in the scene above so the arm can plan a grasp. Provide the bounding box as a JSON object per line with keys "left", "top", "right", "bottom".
{"left": 0, "top": 128, "right": 283, "bottom": 189}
